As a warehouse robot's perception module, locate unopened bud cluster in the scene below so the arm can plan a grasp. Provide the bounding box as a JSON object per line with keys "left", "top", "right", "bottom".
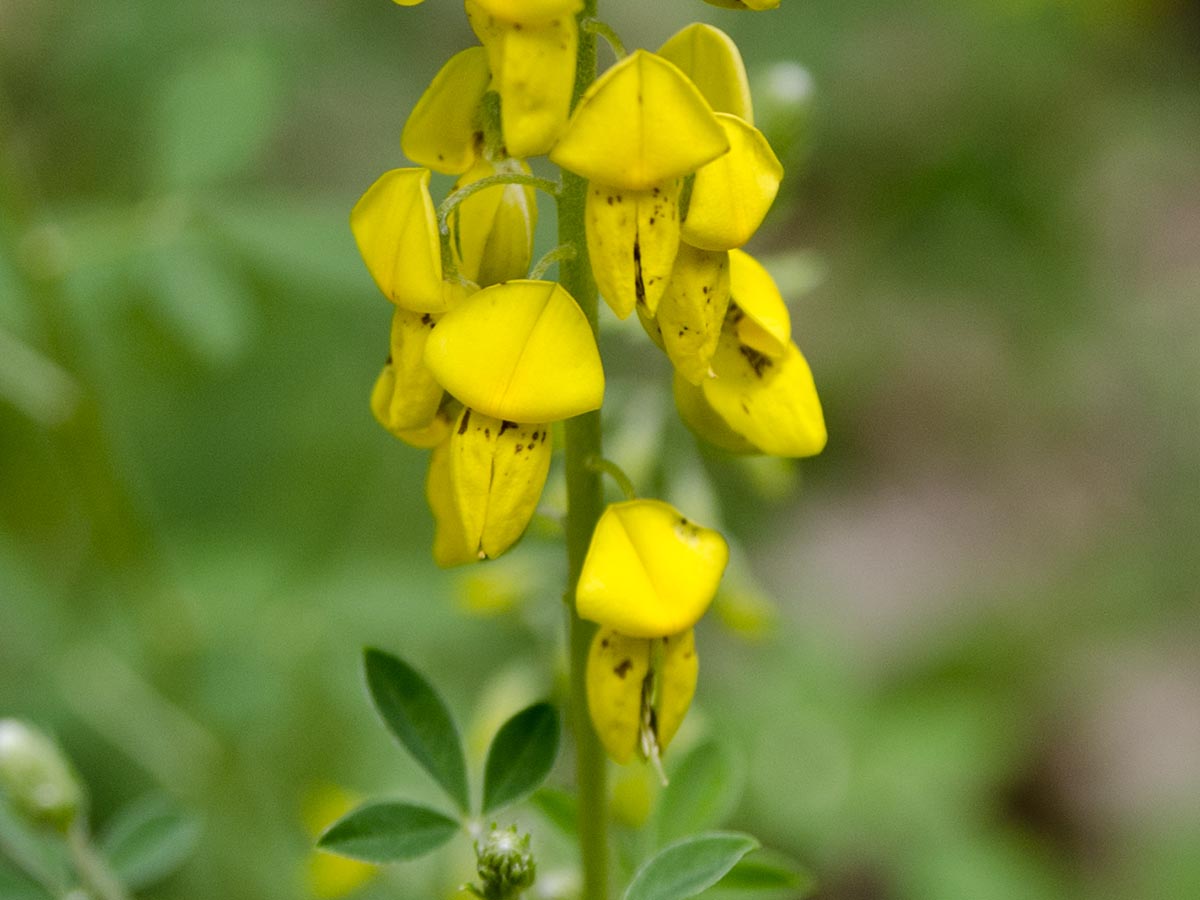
{"left": 470, "top": 824, "right": 537, "bottom": 900}
{"left": 354, "top": 0, "right": 824, "bottom": 765}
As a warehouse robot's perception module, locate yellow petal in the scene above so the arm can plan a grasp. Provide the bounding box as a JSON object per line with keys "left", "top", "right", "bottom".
{"left": 401, "top": 47, "right": 490, "bottom": 175}
{"left": 655, "top": 244, "right": 730, "bottom": 384}
{"left": 681, "top": 115, "right": 782, "bottom": 251}
{"left": 673, "top": 373, "right": 757, "bottom": 454}
{"left": 702, "top": 0, "right": 780, "bottom": 9}
{"left": 469, "top": 0, "right": 582, "bottom": 23}
{"left": 655, "top": 628, "right": 698, "bottom": 753}
{"left": 450, "top": 408, "right": 552, "bottom": 560}
{"left": 576, "top": 499, "right": 729, "bottom": 638}
{"left": 701, "top": 326, "right": 827, "bottom": 458}
{"left": 424, "top": 280, "right": 604, "bottom": 422}
{"left": 586, "top": 627, "right": 650, "bottom": 764}
{"left": 657, "top": 24, "right": 753, "bottom": 123}
{"left": 586, "top": 180, "right": 680, "bottom": 319}
{"left": 370, "top": 309, "right": 443, "bottom": 435}
{"left": 350, "top": 168, "right": 446, "bottom": 312}
{"left": 394, "top": 402, "right": 458, "bottom": 449}
{"left": 550, "top": 50, "right": 730, "bottom": 191}
{"left": 427, "top": 439, "right": 477, "bottom": 567}
{"left": 492, "top": 14, "right": 577, "bottom": 158}
{"left": 450, "top": 158, "right": 537, "bottom": 286}
{"left": 728, "top": 249, "right": 790, "bottom": 357}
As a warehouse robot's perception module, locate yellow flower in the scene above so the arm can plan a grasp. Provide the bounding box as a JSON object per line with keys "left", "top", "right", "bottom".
{"left": 350, "top": 168, "right": 449, "bottom": 312}
{"left": 703, "top": 0, "right": 780, "bottom": 10}
{"left": 727, "top": 248, "right": 790, "bottom": 356}
{"left": 401, "top": 46, "right": 491, "bottom": 175}
{"left": 585, "top": 180, "right": 681, "bottom": 318}
{"left": 448, "top": 408, "right": 552, "bottom": 561}
{"left": 423, "top": 279, "right": 604, "bottom": 423}
{"left": 585, "top": 627, "right": 698, "bottom": 765}
{"left": 465, "top": 0, "right": 579, "bottom": 158}
{"left": 657, "top": 23, "right": 753, "bottom": 123}
{"left": 370, "top": 309, "right": 444, "bottom": 437}
{"left": 576, "top": 499, "right": 728, "bottom": 639}
{"left": 449, "top": 158, "right": 538, "bottom": 286}
{"left": 639, "top": 243, "right": 731, "bottom": 384}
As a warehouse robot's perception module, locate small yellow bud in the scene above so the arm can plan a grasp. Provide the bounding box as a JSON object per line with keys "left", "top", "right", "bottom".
{"left": 657, "top": 24, "right": 753, "bottom": 124}
{"left": 576, "top": 499, "right": 728, "bottom": 639}
{"left": 423, "top": 280, "right": 604, "bottom": 424}
{"left": 350, "top": 168, "right": 446, "bottom": 312}
{"left": 401, "top": 47, "right": 491, "bottom": 175}
{"left": 681, "top": 115, "right": 783, "bottom": 251}
{"left": 728, "top": 249, "right": 790, "bottom": 357}
{"left": 449, "top": 408, "right": 552, "bottom": 560}
{"left": 586, "top": 180, "right": 680, "bottom": 319}
{"left": 550, "top": 50, "right": 729, "bottom": 192}
{"left": 370, "top": 309, "right": 444, "bottom": 436}
{"left": 651, "top": 243, "right": 731, "bottom": 384}
{"left": 585, "top": 627, "right": 699, "bottom": 765}
{"left": 450, "top": 158, "right": 538, "bottom": 286}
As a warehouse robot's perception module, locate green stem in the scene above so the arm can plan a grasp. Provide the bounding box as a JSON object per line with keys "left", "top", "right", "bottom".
{"left": 586, "top": 455, "right": 637, "bottom": 501}
{"left": 528, "top": 243, "right": 577, "bottom": 280}
{"left": 560, "top": 3, "right": 609, "bottom": 899}
{"left": 580, "top": 19, "right": 627, "bottom": 61}
{"left": 67, "top": 825, "right": 130, "bottom": 900}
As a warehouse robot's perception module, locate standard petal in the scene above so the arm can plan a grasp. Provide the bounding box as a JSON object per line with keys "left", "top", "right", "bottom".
{"left": 350, "top": 169, "right": 446, "bottom": 312}
{"left": 401, "top": 47, "right": 491, "bottom": 175}
{"left": 681, "top": 115, "right": 782, "bottom": 251}
{"left": 586, "top": 180, "right": 680, "bottom": 319}
{"left": 701, "top": 327, "right": 827, "bottom": 458}
{"left": 586, "top": 627, "right": 650, "bottom": 764}
{"left": 550, "top": 51, "right": 730, "bottom": 191}
{"left": 424, "top": 280, "right": 604, "bottom": 423}
{"left": 657, "top": 24, "right": 753, "bottom": 123}
{"left": 576, "top": 499, "right": 729, "bottom": 638}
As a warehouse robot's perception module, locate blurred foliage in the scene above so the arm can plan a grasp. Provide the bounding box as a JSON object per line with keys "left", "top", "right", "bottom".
{"left": 2, "top": 0, "right": 1199, "bottom": 899}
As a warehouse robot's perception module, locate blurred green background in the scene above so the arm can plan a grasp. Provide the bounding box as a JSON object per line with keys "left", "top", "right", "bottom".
{"left": 2, "top": 0, "right": 1198, "bottom": 898}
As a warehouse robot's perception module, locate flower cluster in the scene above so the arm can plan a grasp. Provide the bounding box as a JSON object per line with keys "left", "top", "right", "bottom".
{"left": 353, "top": 1, "right": 824, "bottom": 767}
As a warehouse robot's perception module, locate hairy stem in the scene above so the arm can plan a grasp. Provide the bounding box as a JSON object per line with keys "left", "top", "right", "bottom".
{"left": 560, "top": 2, "right": 609, "bottom": 898}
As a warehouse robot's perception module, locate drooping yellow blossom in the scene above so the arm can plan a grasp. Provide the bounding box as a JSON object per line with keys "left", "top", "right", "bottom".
{"left": 370, "top": 309, "right": 444, "bottom": 437}
{"left": 576, "top": 499, "right": 728, "bottom": 639}
{"left": 449, "top": 158, "right": 538, "bottom": 286}
{"left": 423, "top": 279, "right": 604, "bottom": 423}
{"left": 727, "top": 248, "right": 790, "bottom": 357}
{"left": 449, "top": 408, "right": 552, "bottom": 560}
{"left": 657, "top": 23, "right": 753, "bottom": 124}
{"left": 680, "top": 114, "right": 783, "bottom": 251}
{"left": 586, "top": 626, "right": 698, "bottom": 764}
{"left": 642, "top": 243, "right": 731, "bottom": 384}
{"left": 350, "top": 168, "right": 449, "bottom": 312}
{"left": 401, "top": 46, "right": 491, "bottom": 175}
{"left": 585, "top": 180, "right": 681, "bottom": 318}
{"left": 550, "top": 50, "right": 728, "bottom": 192}
{"left": 465, "top": 0, "right": 579, "bottom": 158}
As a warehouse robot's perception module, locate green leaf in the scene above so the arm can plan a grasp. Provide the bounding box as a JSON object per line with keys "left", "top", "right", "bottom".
{"left": 482, "top": 703, "right": 560, "bottom": 814}
{"left": 152, "top": 45, "right": 281, "bottom": 190}
{"left": 658, "top": 740, "right": 740, "bottom": 845}
{"left": 529, "top": 787, "right": 577, "bottom": 837}
{"left": 317, "top": 802, "right": 459, "bottom": 863}
{"left": 706, "top": 853, "right": 817, "bottom": 896}
{"left": 624, "top": 832, "right": 760, "bottom": 900}
{"left": 98, "top": 795, "right": 201, "bottom": 890}
{"left": 363, "top": 648, "right": 470, "bottom": 812}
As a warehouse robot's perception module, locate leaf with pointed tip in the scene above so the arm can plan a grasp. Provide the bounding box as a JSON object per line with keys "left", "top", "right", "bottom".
{"left": 706, "top": 852, "right": 816, "bottom": 896}
{"left": 363, "top": 648, "right": 469, "bottom": 812}
{"left": 317, "top": 802, "right": 459, "bottom": 863}
{"left": 482, "top": 703, "right": 560, "bottom": 814}
{"left": 658, "top": 740, "right": 741, "bottom": 845}
{"left": 624, "top": 832, "right": 759, "bottom": 900}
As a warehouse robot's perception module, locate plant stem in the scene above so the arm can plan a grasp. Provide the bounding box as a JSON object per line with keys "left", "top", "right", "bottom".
{"left": 67, "top": 825, "right": 130, "bottom": 900}
{"left": 559, "top": 3, "right": 609, "bottom": 899}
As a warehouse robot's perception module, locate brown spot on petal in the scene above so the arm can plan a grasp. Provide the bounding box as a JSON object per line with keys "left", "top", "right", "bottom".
{"left": 614, "top": 659, "right": 633, "bottom": 678}
{"left": 458, "top": 409, "right": 471, "bottom": 434}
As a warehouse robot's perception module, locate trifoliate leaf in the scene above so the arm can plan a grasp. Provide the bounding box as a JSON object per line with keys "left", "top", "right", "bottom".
{"left": 424, "top": 280, "right": 604, "bottom": 423}
{"left": 550, "top": 51, "right": 729, "bottom": 191}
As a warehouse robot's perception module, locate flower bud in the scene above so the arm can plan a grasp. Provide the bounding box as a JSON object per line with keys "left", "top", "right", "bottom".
{"left": 0, "top": 719, "right": 84, "bottom": 833}
{"left": 450, "top": 159, "right": 537, "bottom": 287}
{"left": 473, "top": 824, "right": 536, "bottom": 900}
